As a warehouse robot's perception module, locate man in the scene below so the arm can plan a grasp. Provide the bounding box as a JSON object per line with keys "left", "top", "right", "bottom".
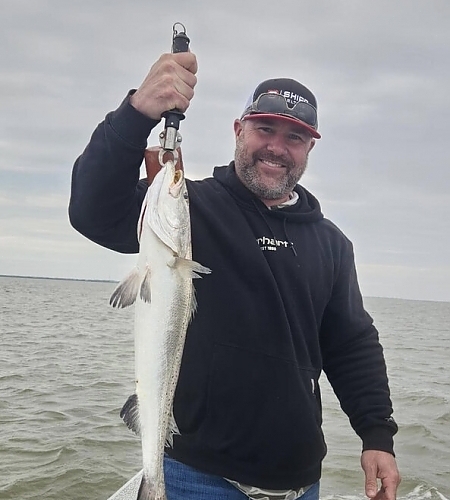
{"left": 69, "top": 52, "right": 400, "bottom": 500}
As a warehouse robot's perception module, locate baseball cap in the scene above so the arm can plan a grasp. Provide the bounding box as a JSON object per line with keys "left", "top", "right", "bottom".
{"left": 241, "top": 78, "right": 321, "bottom": 139}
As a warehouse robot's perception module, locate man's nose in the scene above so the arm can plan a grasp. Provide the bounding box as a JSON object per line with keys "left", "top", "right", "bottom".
{"left": 266, "top": 133, "right": 288, "bottom": 155}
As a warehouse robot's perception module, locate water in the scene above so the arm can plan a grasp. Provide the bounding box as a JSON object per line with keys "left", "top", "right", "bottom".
{"left": 1, "top": 276, "right": 449, "bottom": 500}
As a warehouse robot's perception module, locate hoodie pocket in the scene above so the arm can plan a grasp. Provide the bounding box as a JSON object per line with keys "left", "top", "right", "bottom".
{"left": 200, "top": 343, "right": 326, "bottom": 471}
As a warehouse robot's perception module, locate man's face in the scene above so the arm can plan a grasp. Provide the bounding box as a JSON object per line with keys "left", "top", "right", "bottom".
{"left": 233, "top": 116, "right": 315, "bottom": 206}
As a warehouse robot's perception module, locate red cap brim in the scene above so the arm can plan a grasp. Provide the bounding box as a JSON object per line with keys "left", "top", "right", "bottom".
{"left": 243, "top": 113, "right": 321, "bottom": 139}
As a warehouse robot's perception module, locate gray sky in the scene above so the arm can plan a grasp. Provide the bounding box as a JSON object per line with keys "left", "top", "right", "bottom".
{"left": 1, "top": 0, "right": 449, "bottom": 302}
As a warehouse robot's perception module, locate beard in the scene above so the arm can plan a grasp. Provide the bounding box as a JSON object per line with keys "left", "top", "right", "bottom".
{"left": 234, "top": 139, "right": 308, "bottom": 201}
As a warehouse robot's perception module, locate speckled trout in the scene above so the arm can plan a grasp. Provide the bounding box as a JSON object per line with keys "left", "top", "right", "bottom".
{"left": 110, "top": 159, "right": 210, "bottom": 500}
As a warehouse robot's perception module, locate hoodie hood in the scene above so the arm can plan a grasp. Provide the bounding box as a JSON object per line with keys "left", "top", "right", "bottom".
{"left": 213, "top": 162, "right": 323, "bottom": 224}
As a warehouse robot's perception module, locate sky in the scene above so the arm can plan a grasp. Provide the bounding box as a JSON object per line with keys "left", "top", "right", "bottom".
{"left": 1, "top": 0, "right": 449, "bottom": 302}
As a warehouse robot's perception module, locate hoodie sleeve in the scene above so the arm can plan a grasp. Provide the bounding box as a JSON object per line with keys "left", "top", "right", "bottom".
{"left": 320, "top": 238, "right": 398, "bottom": 455}
{"left": 68, "top": 92, "right": 160, "bottom": 253}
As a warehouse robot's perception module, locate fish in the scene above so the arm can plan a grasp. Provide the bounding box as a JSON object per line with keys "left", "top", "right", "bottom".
{"left": 109, "top": 158, "right": 211, "bottom": 500}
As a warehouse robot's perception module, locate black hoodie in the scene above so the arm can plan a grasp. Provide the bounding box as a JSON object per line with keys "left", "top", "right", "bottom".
{"left": 69, "top": 94, "right": 397, "bottom": 490}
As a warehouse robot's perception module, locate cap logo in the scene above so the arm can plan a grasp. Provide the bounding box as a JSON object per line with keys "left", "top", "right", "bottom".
{"left": 266, "top": 89, "right": 309, "bottom": 107}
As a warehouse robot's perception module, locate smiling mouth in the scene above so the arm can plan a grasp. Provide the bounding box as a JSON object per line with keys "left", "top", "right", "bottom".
{"left": 259, "top": 158, "right": 286, "bottom": 169}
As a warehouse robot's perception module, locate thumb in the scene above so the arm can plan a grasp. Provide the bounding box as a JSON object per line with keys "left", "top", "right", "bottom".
{"left": 365, "top": 467, "right": 378, "bottom": 498}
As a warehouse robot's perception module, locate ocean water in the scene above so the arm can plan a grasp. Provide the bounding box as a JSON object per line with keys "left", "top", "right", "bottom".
{"left": 0, "top": 276, "right": 449, "bottom": 500}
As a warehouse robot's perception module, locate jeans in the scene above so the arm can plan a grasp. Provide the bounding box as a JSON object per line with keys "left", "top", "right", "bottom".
{"left": 164, "top": 454, "right": 320, "bottom": 500}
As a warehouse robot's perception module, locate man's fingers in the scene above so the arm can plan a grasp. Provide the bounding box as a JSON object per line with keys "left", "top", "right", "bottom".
{"left": 380, "top": 471, "right": 401, "bottom": 500}
{"left": 362, "top": 454, "right": 378, "bottom": 498}
{"left": 361, "top": 450, "right": 401, "bottom": 500}
{"left": 365, "top": 467, "right": 379, "bottom": 499}
{"left": 173, "top": 51, "right": 198, "bottom": 74}
{"left": 130, "top": 52, "right": 198, "bottom": 120}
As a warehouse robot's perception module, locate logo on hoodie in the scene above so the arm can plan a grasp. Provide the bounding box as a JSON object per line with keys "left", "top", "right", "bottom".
{"left": 256, "top": 235, "right": 289, "bottom": 252}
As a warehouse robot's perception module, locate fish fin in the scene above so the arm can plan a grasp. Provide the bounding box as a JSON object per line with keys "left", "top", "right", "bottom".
{"left": 109, "top": 269, "right": 140, "bottom": 308}
{"left": 165, "top": 410, "right": 180, "bottom": 448}
{"left": 190, "top": 260, "right": 211, "bottom": 278}
{"left": 173, "top": 258, "right": 210, "bottom": 320}
{"left": 139, "top": 267, "right": 152, "bottom": 303}
{"left": 175, "top": 258, "right": 211, "bottom": 279}
{"left": 137, "top": 476, "right": 158, "bottom": 500}
{"left": 120, "top": 394, "right": 141, "bottom": 436}
{"left": 189, "top": 290, "right": 198, "bottom": 320}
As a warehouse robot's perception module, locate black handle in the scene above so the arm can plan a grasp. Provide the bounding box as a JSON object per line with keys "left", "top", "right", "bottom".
{"left": 172, "top": 28, "right": 190, "bottom": 54}
{"left": 161, "top": 23, "right": 190, "bottom": 143}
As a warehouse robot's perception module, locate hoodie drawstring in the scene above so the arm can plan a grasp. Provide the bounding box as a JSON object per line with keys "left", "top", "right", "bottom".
{"left": 283, "top": 217, "right": 298, "bottom": 257}
{"left": 252, "top": 200, "right": 299, "bottom": 258}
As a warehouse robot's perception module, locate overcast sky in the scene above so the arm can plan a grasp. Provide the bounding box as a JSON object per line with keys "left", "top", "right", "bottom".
{"left": 1, "top": 0, "right": 449, "bottom": 302}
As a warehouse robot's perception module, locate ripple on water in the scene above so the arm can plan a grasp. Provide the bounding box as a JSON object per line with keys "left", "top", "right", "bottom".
{"left": 1, "top": 279, "right": 449, "bottom": 499}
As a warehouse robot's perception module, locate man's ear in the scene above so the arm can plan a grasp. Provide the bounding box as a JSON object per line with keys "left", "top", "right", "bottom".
{"left": 234, "top": 119, "right": 244, "bottom": 138}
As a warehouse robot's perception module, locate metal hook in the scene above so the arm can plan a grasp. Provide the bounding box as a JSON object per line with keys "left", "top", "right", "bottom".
{"left": 158, "top": 148, "right": 179, "bottom": 168}
{"left": 173, "top": 22, "right": 187, "bottom": 36}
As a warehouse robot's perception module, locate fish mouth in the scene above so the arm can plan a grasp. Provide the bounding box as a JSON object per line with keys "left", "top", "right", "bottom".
{"left": 174, "top": 170, "right": 183, "bottom": 183}
{"left": 169, "top": 170, "right": 185, "bottom": 197}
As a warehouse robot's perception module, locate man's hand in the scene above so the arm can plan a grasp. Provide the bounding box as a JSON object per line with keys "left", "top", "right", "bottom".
{"left": 130, "top": 52, "right": 198, "bottom": 120}
{"left": 361, "top": 450, "right": 401, "bottom": 500}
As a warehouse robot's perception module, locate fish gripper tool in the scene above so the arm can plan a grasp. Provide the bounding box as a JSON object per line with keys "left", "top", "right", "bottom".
{"left": 159, "top": 22, "right": 190, "bottom": 166}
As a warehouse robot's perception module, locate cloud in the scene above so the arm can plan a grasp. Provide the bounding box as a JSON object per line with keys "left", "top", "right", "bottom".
{"left": 1, "top": 0, "right": 449, "bottom": 301}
